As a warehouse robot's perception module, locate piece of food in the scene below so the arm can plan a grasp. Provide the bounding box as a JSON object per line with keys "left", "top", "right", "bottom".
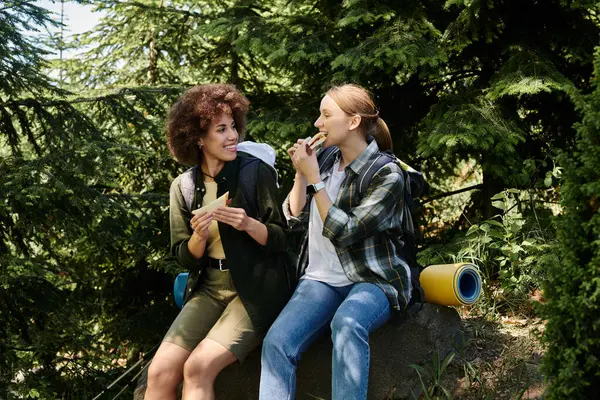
{"left": 308, "top": 132, "right": 328, "bottom": 149}
{"left": 192, "top": 191, "right": 229, "bottom": 215}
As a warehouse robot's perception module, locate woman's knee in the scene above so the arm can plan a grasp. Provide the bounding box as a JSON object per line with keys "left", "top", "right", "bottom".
{"left": 183, "top": 352, "right": 208, "bottom": 382}
{"left": 330, "top": 313, "right": 366, "bottom": 340}
{"left": 263, "top": 323, "right": 281, "bottom": 347}
{"left": 183, "top": 351, "right": 223, "bottom": 383}
{"left": 262, "top": 322, "right": 293, "bottom": 359}
{"left": 147, "top": 358, "right": 183, "bottom": 389}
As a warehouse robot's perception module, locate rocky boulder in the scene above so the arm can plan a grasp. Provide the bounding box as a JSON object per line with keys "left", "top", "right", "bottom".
{"left": 134, "top": 303, "right": 462, "bottom": 399}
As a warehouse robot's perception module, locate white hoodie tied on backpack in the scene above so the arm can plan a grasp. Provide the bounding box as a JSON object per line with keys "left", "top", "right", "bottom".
{"left": 238, "top": 141, "right": 276, "bottom": 166}
{"left": 237, "top": 141, "right": 278, "bottom": 187}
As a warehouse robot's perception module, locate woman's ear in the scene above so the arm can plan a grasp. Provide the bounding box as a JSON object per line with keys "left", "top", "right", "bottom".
{"left": 348, "top": 115, "right": 361, "bottom": 131}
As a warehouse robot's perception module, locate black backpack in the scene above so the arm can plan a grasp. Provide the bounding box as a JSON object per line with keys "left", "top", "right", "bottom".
{"left": 317, "top": 147, "right": 427, "bottom": 314}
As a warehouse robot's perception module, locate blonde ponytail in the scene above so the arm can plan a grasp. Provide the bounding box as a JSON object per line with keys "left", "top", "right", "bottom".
{"left": 373, "top": 117, "right": 392, "bottom": 151}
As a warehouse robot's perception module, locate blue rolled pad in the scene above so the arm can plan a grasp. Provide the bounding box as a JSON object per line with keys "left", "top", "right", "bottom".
{"left": 173, "top": 272, "right": 189, "bottom": 309}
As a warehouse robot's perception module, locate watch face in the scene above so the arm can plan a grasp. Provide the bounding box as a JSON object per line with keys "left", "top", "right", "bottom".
{"left": 307, "top": 182, "right": 324, "bottom": 195}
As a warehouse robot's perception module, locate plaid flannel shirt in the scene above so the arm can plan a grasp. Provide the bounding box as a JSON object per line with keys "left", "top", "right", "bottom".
{"left": 283, "top": 140, "right": 411, "bottom": 310}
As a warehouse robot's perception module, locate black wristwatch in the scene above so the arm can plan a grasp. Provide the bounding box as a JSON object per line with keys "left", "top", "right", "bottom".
{"left": 307, "top": 181, "right": 325, "bottom": 195}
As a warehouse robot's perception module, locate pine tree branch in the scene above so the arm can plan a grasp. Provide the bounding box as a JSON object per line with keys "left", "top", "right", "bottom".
{"left": 7, "top": 346, "right": 37, "bottom": 352}
{"left": 0, "top": 87, "right": 184, "bottom": 108}
{"left": 422, "top": 184, "right": 483, "bottom": 204}
{"left": 425, "top": 69, "right": 480, "bottom": 89}
{"left": 101, "top": 0, "right": 205, "bottom": 18}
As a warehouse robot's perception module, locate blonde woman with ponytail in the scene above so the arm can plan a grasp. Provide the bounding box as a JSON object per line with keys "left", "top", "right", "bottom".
{"left": 259, "top": 84, "right": 411, "bottom": 400}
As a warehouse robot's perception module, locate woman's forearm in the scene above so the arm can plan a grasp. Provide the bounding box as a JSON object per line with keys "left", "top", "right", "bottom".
{"left": 187, "top": 233, "right": 207, "bottom": 259}
{"left": 313, "top": 188, "right": 333, "bottom": 223}
{"left": 244, "top": 217, "right": 269, "bottom": 246}
{"left": 289, "top": 173, "right": 308, "bottom": 216}
{"left": 305, "top": 171, "right": 333, "bottom": 223}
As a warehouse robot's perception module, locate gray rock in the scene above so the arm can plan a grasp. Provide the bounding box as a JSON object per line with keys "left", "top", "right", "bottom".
{"left": 134, "top": 303, "right": 462, "bottom": 399}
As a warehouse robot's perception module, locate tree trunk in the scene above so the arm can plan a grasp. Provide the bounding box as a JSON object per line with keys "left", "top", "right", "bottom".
{"left": 230, "top": 30, "right": 241, "bottom": 90}
{"left": 481, "top": 169, "right": 504, "bottom": 219}
{"left": 147, "top": 0, "right": 164, "bottom": 85}
{"left": 148, "top": 32, "right": 157, "bottom": 84}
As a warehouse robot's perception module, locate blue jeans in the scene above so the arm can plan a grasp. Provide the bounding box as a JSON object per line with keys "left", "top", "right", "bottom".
{"left": 259, "top": 279, "right": 391, "bottom": 400}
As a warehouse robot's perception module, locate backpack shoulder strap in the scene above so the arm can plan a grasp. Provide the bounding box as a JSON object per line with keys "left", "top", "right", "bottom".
{"left": 180, "top": 166, "right": 198, "bottom": 213}
{"left": 238, "top": 154, "right": 263, "bottom": 218}
{"left": 357, "top": 152, "right": 395, "bottom": 197}
{"left": 317, "top": 146, "right": 339, "bottom": 171}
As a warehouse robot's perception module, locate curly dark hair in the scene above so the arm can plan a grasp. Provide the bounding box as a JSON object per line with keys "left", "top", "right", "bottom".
{"left": 165, "top": 84, "right": 250, "bottom": 165}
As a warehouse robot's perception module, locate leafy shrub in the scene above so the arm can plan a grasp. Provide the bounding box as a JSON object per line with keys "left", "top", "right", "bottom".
{"left": 539, "top": 48, "right": 600, "bottom": 399}
{"left": 419, "top": 189, "right": 559, "bottom": 315}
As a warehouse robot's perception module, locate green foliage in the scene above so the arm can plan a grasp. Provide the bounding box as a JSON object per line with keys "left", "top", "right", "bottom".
{"left": 330, "top": 3, "right": 445, "bottom": 83}
{"left": 65, "top": 1, "right": 208, "bottom": 87}
{"left": 0, "top": 1, "right": 58, "bottom": 97}
{"left": 1, "top": 4, "right": 184, "bottom": 398}
{"left": 419, "top": 189, "right": 559, "bottom": 314}
{"left": 486, "top": 48, "right": 579, "bottom": 101}
{"left": 418, "top": 0, "right": 597, "bottom": 218}
{"left": 0, "top": 93, "right": 180, "bottom": 397}
{"left": 2, "top": 0, "right": 600, "bottom": 397}
{"left": 419, "top": 95, "right": 526, "bottom": 179}
{"left": 540, "top": 47, "right": 600, "bottom": 399}
{"left": 409, "top": 351, "right": 456, "bottom": 399}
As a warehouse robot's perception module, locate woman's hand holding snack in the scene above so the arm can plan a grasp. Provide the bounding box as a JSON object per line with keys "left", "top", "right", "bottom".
{"left": 188, "top": 212, "right": 212, "bottom": 259}
{"left": 190, "top": 211, "right": 213, "bottom": 241}
{"left": 288, "top": 138, "right": 309, "bottom": 187}
{"left": 213, "top": 206, "right": 250, "bottom": 232}
{"left": 292, "top": 137, "right": 320, "bottom": 183}
{"left": 287, "top": 138, "right": 306, "bottom": 170}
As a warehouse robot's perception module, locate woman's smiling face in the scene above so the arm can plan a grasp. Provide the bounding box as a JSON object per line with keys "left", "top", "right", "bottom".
{"left": 313, "top": 94, "right": 354, "bottom": 148}
{"left": 200, "top": 113, "right": 239, "bottom": 162}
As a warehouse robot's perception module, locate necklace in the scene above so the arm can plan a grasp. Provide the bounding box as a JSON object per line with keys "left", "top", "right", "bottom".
{"left": 201, "top": 169, "right": 217, "bottom": 181}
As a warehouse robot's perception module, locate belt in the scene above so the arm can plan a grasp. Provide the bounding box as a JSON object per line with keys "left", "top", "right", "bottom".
{"left": 207, "top": 258, "right": 228, "bottom": 271}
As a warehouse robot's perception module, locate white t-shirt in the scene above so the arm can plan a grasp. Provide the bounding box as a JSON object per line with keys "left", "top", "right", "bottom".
{"left": 303, "top": 159, "right": 353, "bottom": 287}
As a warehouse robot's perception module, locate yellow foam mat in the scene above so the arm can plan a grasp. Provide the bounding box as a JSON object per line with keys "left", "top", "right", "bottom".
{"left": 420, "top": 263, "right": 482, "bottom": 306}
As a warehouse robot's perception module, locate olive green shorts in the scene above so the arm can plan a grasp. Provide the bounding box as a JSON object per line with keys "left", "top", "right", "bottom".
{"left": 162, "top": 267, "right": 261, "bottom": 363}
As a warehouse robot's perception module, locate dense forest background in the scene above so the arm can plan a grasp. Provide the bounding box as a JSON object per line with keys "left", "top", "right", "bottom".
{"left": 1, "top": 0, "right": 598, "bottom": 399}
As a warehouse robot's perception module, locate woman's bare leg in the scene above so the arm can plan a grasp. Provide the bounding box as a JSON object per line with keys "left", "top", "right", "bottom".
{"left": 182, "top": 338, "right": 237, "bottom": 400}
{"left": 145, "top": 342, "right": 191, "bottom": 400}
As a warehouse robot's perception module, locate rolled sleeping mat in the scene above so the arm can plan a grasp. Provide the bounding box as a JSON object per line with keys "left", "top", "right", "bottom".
{"left": 419, "top": 263, "right": 482, "bottom": 306}
{"left": 173, "top": 272, "right": 189, "bottom": 309}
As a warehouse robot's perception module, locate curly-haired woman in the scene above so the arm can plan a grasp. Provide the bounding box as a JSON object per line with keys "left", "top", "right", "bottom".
{"left": 145, "top": 84, "right": 289, "bottom": 400}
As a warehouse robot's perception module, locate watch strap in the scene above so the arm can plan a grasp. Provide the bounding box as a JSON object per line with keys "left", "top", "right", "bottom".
{"left": 307, "top": 181, "right": 325, "bottom": 195}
